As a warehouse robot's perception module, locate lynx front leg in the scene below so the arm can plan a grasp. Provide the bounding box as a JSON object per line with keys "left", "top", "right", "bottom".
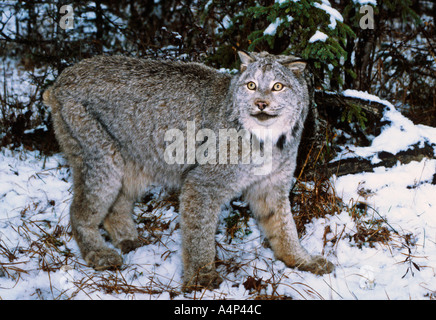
{"left": 245, "top": 181, "right": 334, "bottom": 275}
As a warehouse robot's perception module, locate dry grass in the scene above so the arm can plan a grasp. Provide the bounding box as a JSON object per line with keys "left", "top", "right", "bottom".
{"left": 291, "top": 177, "right": 341, "bottom": 237}
{"left": 0, "top": 150, "right": 423, "bottom": 300}
{"left": 0, "top": 182, "right": 421, "bottom": 300}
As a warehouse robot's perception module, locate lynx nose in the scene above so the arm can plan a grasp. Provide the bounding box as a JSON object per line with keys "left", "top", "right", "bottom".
{"left": 255, "top": 100, "right": 268, "bottom": 111}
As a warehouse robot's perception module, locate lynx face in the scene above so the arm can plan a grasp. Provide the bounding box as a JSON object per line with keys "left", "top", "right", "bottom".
{"left": 234, "top": 52, "right": 308, "bottom": 144}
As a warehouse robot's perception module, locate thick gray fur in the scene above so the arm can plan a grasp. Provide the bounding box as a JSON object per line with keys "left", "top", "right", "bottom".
{"left": 44, "top": 51, "right": 334, "bottom": 290}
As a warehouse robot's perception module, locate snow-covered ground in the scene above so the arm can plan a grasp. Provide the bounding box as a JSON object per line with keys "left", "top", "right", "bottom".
{"left": 1, "top": 92, "right": 436, "bottom": 300}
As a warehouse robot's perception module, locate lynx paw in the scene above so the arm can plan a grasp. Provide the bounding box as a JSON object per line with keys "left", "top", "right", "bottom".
{"left": 296, "top": 255, "right": 335, "bottom": 275}
{"left": 183, "top": 271, "right": 223, "bottom": 292}
{"left": 118, "top": 239, "right": 143, "bottom": 254}
{"left": 85, "top": 248, "right": 123, "bottom": 271}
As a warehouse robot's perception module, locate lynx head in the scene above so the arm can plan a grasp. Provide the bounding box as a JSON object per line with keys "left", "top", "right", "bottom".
{"left": 233, "top": 51, "right": 309, "bottom": 145}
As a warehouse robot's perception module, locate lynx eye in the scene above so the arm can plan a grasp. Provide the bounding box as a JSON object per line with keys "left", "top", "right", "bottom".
{"left": 272, "top": 82, "right": 284, "bottom": 91}
{"left": 247, "top": 82, "right": 257, "bottom": 90}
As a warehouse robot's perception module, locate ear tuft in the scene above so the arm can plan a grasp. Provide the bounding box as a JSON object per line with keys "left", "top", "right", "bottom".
{"left": 238, "top": 51, "right": 254, "bottom": 72}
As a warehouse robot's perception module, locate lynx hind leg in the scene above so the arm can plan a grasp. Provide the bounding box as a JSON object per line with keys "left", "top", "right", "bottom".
{"left": 56, "top": 100, "right": 127, "bottom": 270}
{"left": 70, "top": 160, "right": 124, "bottom": 271}
{"left": 103, "top": 188, "right": 142, "bottom": 254}
{"left": 244, "top": 181, "right": 334, "bottom": 275}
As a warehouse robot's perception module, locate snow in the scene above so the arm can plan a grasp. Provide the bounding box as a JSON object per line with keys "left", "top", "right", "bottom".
{"left": 264, "top": 18, "right": 283, "bottom": 36}
{"left": 221, "top": 15, "right": 232, "bottom": 29}
{"left": 1, "top": 89, "right": 436, "bottom": 299}
{"left": 314, "top": 0, "right": 344, "bottom": 29}
{"left": 353, "top": 0, "right": 377, "bottom": 5}
{"left": 309, "top": 30, "right": 328, "bottom": 43}
{"left": 263, "top": 16, "right": 293, "bottom": 36}
{"left": 275, "top": 0, "right": 299, "bottom": 4}
{"left": 342, "top": 89, "right": 392, "bottom": 106}
{"left": 339, "top": 90, "right": 436, "bottom": 158}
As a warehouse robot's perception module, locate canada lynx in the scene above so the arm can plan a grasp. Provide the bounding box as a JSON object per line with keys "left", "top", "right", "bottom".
{"left": 44, "top": 51, "right": 334, "bottom": 290}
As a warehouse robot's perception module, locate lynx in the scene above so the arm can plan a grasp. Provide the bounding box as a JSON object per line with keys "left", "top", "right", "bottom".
{"left": 43, "top": 51, "right": 334, "bottom": 290}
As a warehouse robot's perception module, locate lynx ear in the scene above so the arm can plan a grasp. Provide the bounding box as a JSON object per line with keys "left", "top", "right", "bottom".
{"left": 238, "top": 51, "right": 254, "bottom": 72}
{"left": 284, "top": 60, "right": 306, "bottom": 76}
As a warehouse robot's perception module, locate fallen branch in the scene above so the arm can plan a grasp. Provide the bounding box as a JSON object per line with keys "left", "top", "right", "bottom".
{"left": 298, "top": 90, "right": 435, "bottom": 179}
{"left": 315, "top": 90, "right": 386, "bottom": 119}
{"left": 327, "top": 142, "right": 435, "bottom": 177}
